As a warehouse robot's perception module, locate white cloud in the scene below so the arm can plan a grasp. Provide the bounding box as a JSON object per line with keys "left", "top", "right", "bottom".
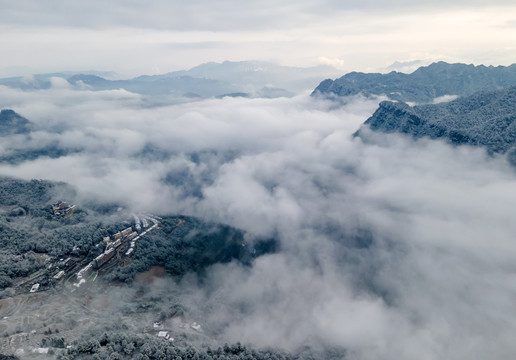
{"left": 1, "top": 86, "right": 516, "bottom": 359}
{"left": 318, "top": 57, "right": 347, "bottom": 69}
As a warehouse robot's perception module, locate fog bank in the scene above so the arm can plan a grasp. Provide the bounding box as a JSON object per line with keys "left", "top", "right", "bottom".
{"left": 1, "top": 86, "right": 516, "bottom": 359}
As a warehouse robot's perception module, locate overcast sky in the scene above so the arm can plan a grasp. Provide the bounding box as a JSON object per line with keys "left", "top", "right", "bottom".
{"left": 1, "top": 0, "right": 515, "bottom": 77}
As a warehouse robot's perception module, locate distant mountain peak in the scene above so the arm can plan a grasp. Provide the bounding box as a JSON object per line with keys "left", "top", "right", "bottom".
{"left": 67, "top": 74, "right": 108, "bottom": 85}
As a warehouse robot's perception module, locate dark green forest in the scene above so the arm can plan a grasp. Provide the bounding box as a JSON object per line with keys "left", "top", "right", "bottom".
{"left": 54, "top": 332, "right": 345, "bottom": 360}
{"left": 105, "top": 216, "right": 276, "bottom": 283}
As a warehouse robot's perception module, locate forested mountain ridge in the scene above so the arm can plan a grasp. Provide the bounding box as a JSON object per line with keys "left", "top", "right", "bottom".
{"left": 0, "top": 110, "right": 31, "bottom": 135}
{"left": 312, "top": 62, "right": 516, "bottom": 103}
{"left": 354, "top": 86, "right": 516, "bottom": 163}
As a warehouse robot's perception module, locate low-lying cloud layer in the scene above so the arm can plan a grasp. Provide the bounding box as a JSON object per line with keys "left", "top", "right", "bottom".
{"left": 1, "top": 85, "right": 516, "bottom": 359}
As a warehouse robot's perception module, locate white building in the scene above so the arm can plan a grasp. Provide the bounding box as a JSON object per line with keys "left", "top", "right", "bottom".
{"left": 33, "top": 348, "right": 49, "bottom": 354}
{"left": 157, "top": 331, "right": 170, "bottom": 340}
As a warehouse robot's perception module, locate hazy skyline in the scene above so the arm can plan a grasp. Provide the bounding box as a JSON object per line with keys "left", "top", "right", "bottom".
{"left": 1, "top": 1, "right": 515, "bottom": 77}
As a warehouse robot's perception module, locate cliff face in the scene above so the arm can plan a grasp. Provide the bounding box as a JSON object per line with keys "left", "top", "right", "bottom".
{"left": 313, "top": 62, "right": 516, "bottom": 103}
{"left": 355, "top": 86, "right": 516, "bottom": 160}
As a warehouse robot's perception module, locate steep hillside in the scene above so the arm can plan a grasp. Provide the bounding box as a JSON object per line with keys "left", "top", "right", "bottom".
{"left": 354, "top": 86, "right": 516, "bottom": 162}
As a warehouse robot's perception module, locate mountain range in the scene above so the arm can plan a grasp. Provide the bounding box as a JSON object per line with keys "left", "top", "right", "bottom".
{"left": 309, "top": 61, "right": 516, "bottom": 164}
{"left": 313, "top": 61, "right": 516, "bottom": 103}
{"left": 0, "top": 61, "right": 341, "bottom": 99}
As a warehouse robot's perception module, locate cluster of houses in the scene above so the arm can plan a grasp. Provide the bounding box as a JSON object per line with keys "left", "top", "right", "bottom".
{"left": 73, "top": 215, "right": 160, "bottom": 288}
{"left": 29, "top": 257, "right": 76, "bottom": 293}
{"left": 28, "top": 214, "right": 162, "bottom": 293}
{"left": 153, "top": 322, "right": 174, "bottom": 341}
{"left": 52, "top": 201, "right": 76, "bottom": 216}
{"left": 152, "top": 319, "right": 203, "bottom": 342}
{"left": 74, "top": 226, "right": 136, "bottom": 286}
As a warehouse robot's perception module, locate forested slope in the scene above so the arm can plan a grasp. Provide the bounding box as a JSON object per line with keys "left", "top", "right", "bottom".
{"left": 354, "top": 86, "right": 516, "bottom": 163}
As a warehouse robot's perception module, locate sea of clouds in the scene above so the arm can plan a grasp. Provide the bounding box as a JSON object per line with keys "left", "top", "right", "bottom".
{"left": 1, "top": 81, "right": 516, "bottom": 359}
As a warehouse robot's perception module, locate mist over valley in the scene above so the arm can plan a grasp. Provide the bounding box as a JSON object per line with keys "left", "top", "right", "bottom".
{"left": 0, "top": 58, "right": 516, "bottom": 359}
